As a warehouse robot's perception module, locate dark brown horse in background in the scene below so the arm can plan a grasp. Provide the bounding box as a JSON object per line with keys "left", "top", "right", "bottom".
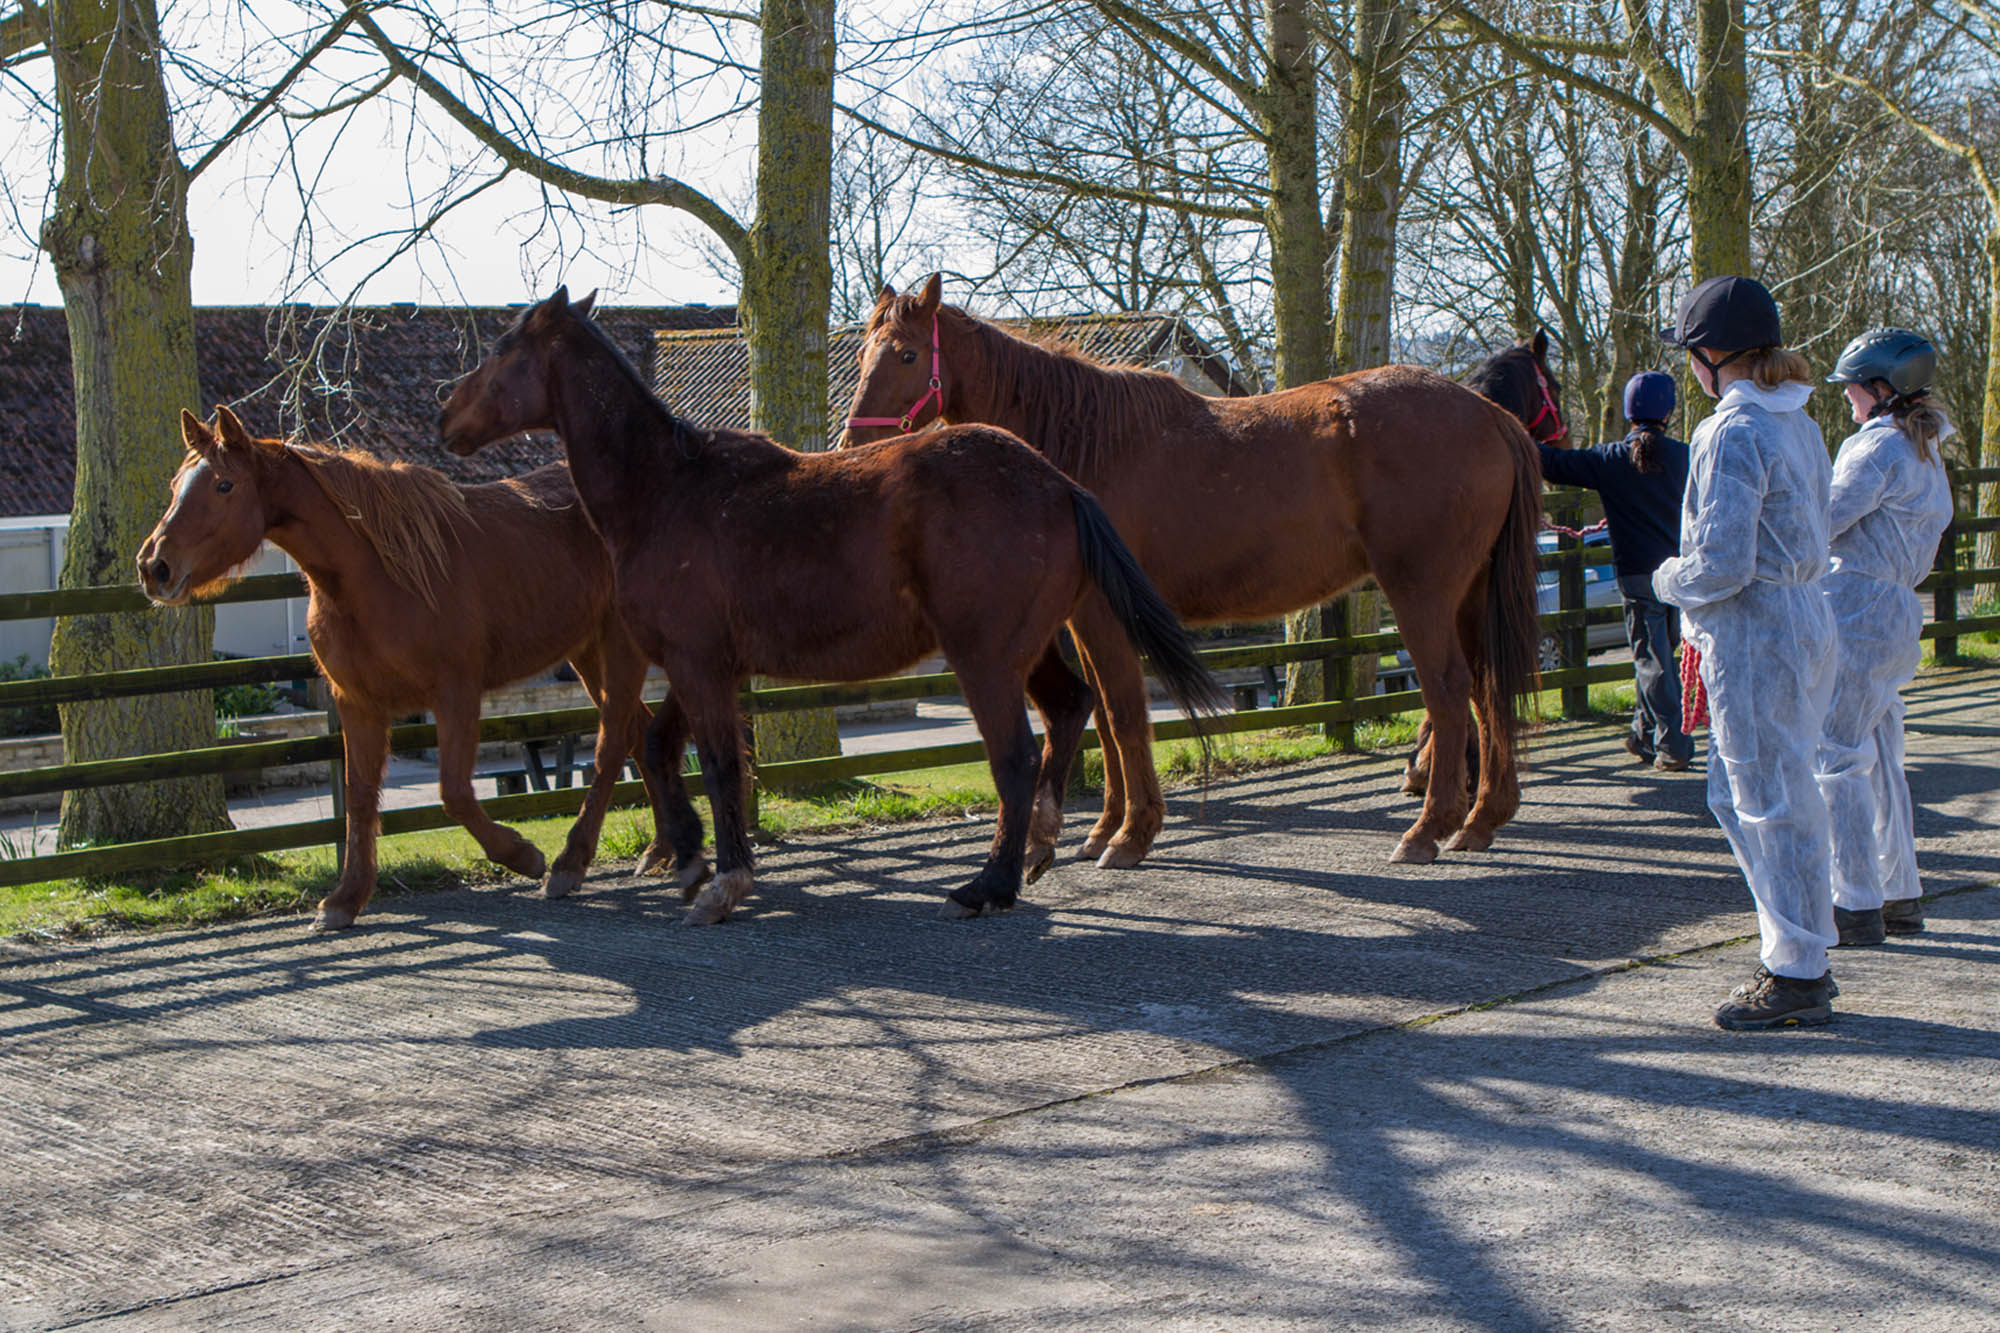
{"left": 138, "top": 407, "right": 701, "bottom": 930}
{"left": 843, "top": 276, "right": 1543, "bottom": 869}
{"left": 438, "top": 289, "right": 1226, "bottom": 924}
{"left": 1403, "top": 328, "right": 1571, "bottom": 793}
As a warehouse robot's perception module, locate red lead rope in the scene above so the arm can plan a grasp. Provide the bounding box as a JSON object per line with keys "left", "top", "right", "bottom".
{"left": 1680, "top": 643, "right": 1709, "bottom": 733}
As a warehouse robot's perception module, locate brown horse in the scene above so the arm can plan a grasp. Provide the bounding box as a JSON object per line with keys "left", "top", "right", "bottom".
{"left": 137, "top": 406, "right": 705, "bottom": 930}
{"left": 842, "top": 276, "right": 1543, "bottom": 868}
{"left": 438, "top": 288, "right": 1225, "bottom": 923}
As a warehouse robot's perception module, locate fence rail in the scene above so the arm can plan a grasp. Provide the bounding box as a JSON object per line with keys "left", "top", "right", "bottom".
{"left": 3, "top": 476, "right": 1994, "bottom": 889}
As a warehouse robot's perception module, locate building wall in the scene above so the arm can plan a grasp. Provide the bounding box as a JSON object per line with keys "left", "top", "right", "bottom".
{"left": 0, "top": 516, "right": 308, "bottom": 668}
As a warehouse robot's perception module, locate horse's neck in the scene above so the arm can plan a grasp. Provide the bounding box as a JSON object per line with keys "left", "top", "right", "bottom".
{"left": 546, "top": 340, "right": 692, "bottom": 548}
{"left": 259, "top": 452, "right": 389, "bottom": 605}
{"left": 947, "top": 316, "right": 1036, "bottom": 442}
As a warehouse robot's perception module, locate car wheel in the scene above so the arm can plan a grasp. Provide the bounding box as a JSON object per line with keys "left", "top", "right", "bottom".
{"left": 1538, "top": 631, "right": 1562, "bottom": 672}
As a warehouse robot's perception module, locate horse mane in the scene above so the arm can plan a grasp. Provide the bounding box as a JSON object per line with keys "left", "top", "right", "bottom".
{"left": 894, "top": 296, "right": 1208, "bottom": 480}
{"left": 1463, "top": 345, "right": 1535, "bottom": 423}
{"left": 562, "top": 307, "right": 711, "bottom": 456}
{"left": 289, "top": 445, "right": 470, "bottom": 611}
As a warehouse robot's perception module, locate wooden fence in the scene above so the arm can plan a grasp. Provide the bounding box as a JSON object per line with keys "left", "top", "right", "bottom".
{"left": 6, "top": 473, "right": 2000, "bottom": 890}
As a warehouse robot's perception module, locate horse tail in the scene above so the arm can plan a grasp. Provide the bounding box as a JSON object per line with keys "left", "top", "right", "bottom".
{"left": 1483, "top": 411, "right": 1544, "bottom": 749}
{"left": 1068, "top": 488, "right": 1231, "bottom": 732}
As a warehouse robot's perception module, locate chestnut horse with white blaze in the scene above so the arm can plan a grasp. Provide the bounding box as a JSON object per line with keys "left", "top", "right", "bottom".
{"left": 137, "top": 407, "right": 705, "bottom": 930}
{"left": 842, "top": 276, "right": 1543, "bottom": 869}
{"left": 437, "top": 289, "right": 1226, "bottom": 924}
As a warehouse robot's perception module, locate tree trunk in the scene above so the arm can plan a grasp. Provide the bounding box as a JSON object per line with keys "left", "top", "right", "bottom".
{"left": 744, "top": 0, "right": 840, "bottom": 764}
{"left": 1299, "top": 0, "right": 1408, "bottom": 712}
{"left": 1601, "top": 146, "right": 1661, "bottom": 442}
{"left": 41, "top": 0, "right": 228, "bottom": 847}
{"left": 1260, "top": 0, "right": 1337, "bottom": 703}
{"left": 1686, "top": 0, "right": 1752, "bottom": 281}
{"left": 1259, "top": 0, "right": 1331, "bottom": 393}
{"left": 1978, "top": 229, "right": 2000, "bottom": 577}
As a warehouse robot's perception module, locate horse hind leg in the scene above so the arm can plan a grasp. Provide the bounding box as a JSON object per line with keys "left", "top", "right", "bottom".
{"left": 1023, "top": 641, "right": 1095, "bottom": 884}
{"left": 1070, "top": 598, "right": 1163, "bottom": 869}
{"left": 434, "top": 693, "right": 548, "bottom": 883}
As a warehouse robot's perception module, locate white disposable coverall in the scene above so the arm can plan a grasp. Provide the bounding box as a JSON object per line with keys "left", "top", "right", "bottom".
{"left": 1653, "top": 379, "right": 1835, "bottom": 979}
{"left": 1815, "top": 418, "right": 1954, "bottom": 913}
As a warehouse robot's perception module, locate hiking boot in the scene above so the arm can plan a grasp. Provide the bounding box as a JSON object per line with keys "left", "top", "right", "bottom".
{"left": 1835, "top": 906, "right": 1886, "bottom": 947}
{"left": 1882, "top": 897, "right": 1925, "bottom": 936}
{"left": 1623, "top": 734, "right": 1655, "bottom": 765}
{"left": 1654, "top": 752, "right": 1692, "bottom": 772}
{"left": 1714, "top": 967, "right": 1834, "bottom": 1030}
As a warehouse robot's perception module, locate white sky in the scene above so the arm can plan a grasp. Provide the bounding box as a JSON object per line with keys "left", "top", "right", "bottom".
{"left": 0, "top": 3, "right": 763, "bottom": 312}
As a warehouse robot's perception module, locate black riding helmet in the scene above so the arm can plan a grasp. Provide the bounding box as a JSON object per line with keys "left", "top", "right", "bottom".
{"left": 1826, "top": 327, "right": 1935, "bottom": 409}
{"left": 1658, "top": 276, "right": 1783, "bottom": 374}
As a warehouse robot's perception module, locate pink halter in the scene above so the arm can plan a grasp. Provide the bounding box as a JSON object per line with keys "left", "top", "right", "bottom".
{"left": 1524, "top": 361, "right": 1568, "bottom": 443}
{"left": 847, "top": 312, "right": 943, "bottom": 435}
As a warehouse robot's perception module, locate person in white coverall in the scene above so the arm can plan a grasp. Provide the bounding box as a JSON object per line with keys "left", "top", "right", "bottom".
{"left": 1652, "top": 276, "right": 1838, "bottom": 1031}
{"left": 1817, "top": 329, "right": 1955, "bottom": 947}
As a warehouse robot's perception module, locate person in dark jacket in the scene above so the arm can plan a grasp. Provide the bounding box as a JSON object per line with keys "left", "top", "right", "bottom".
{"left": 1537, "top": 371, "right": 1694, "bottom": 769}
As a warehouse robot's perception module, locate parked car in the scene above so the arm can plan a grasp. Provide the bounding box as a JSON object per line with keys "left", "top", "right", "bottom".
{"left": 1374, "top": 528, "right": 1625, "bottom": 693}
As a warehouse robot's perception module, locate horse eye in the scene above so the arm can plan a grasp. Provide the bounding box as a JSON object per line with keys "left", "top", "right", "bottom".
{"left": 216, "top": 479, "right": 233, "bottom": 494}
{"left": 899, "top": 350, "right": 918, "bottom": 365}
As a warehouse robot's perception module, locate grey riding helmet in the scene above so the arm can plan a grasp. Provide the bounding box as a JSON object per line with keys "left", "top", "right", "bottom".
{"left": 1826, "top": 327, "right": 1935, "bottom": 403}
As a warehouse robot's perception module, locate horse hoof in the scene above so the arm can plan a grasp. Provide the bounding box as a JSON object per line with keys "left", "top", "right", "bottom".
{"left": 1390, "top": 838, "right": 1438, "bottom": 865}
{"left": 504, "top": 847, "right": 548, "bottom": 880}
{"left": 1400, "top": 774, "right": 1426, "bottom": 796}
{"left": 1445, "top": 827, "right": 1494, "bottom": 853}
{"left": 1096, "top": 843, "right": 1147, "bottom": 870}
{"left": 940, "top": 897, "right": 984, "bottom": 920}
{"left": 541, "top": 867, "right": 583, "bottom": 899}
{"left": 1076, "top": 835, "right": 1110, "bottom": 860}
{"left": 634, "top": 844, "right": 672, "bottom": 876}
{"left": 1024, "top": 845, "right": 1055, "bottom": 885}
{"left": 675, "top": 856, "right": 714, "bottom": 901}
{"left": 681, "top": 900, "right": 729, "bottom": 926}
{"left": 310, "top": 907, "right": 356, "bottom": 933}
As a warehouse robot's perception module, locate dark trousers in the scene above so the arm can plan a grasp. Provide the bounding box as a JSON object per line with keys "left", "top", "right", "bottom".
{"left": 1619, "top": 574, "right": 1693, "bottom": 764}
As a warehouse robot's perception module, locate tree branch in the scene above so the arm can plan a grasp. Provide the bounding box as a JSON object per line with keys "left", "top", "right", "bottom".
{"left": 838, "top": 102, "right": 1268, "bottom": 223}
{"left": 1439, "top": 1, "right": 1690, "bottom": 151}
{"left": 0, "top": 0, "right": 47, "bottom": 62}
{"left": 343, "top": 1, "right": 751, "bottom": 263}
{"left": 187, "top": 10, "right": 358, "bottom": 180}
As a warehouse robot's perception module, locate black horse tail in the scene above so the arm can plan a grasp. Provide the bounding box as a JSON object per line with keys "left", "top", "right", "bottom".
{"left": 1485, "top": 411, "right": 1544, "bottom": 751}
{"left": 1069, "top": 488, "right": 1231, "bottom": 732}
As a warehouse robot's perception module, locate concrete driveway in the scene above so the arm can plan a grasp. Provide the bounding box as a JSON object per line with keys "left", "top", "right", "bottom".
{"left": 4, "top": 667, "right": 1998, "bottom": 1330}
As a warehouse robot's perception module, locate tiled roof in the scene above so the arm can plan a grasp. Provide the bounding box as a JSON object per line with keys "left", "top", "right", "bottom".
{"left": 654, "top": 311, "right": 1255, "bottom": 448}
{"left": 0, "top": 302, "right": 737, "bottom": 519}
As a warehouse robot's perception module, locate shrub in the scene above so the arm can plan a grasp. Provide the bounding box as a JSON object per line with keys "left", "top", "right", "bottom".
{"left": 0, "top": 655, "right": 58, "bottom": 739}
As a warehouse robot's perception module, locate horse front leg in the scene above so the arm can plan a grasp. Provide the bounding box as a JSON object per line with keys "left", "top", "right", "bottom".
{"left": 1389, "top": 622, "right": 1474, "bottom": 865}
{"left": 1071, "top": 598, "right": 1162, "bottom": 869}
{"left": 1023, "top": 641, "right": 1095, "bottom": 884}
{"left": 434, "top": 692, "right": 547, "bottom": 883}
{"left": 640, "top": 691, "right": 711, "bottom": 898}
{"left": 313, "top": 699, "right": 388, "bottom": 932}
{"left": 943, "top": 665, "right": 1042, "bottom": 918}
{"left": 682, "top": 689, "right": 756, "bottom": 926}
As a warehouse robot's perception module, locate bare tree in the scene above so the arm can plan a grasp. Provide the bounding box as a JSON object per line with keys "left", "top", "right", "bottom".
{"left": 5, "top": 0, "right": 348, "bottom": 845}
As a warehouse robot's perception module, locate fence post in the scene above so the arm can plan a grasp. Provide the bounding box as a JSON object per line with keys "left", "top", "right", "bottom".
{"left": 1557, "top": 508, "right": 1588, "bottom": 719}
{"left": 1933, "top": 515, "right": 1960, "bottom": 665}
{"left": 1325, "top": 595, "right": 1356, "bottom": 750}
{"left": 312, "top": 679, "right": 345, "bottom": 873}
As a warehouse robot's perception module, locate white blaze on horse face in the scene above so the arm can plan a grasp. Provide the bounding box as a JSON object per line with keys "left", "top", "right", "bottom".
{"left": 168, "top": 458, "right": 211, "bottom": 518}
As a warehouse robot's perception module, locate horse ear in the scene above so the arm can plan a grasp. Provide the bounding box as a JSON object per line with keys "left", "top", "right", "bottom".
{"left": 181, "top": 408, "right": 216, "bottom": 456}
{"left": 918, "top": 272, "right": 942, "bottom": 312}
{"left": 573, "top": 289, "right": 597, "bottom": 319}
{"left": 213, "top": 405, "right": 260, "bottom": 452}
{"left": 1532, "top": 328, "right": 1550, "bottom": 359}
